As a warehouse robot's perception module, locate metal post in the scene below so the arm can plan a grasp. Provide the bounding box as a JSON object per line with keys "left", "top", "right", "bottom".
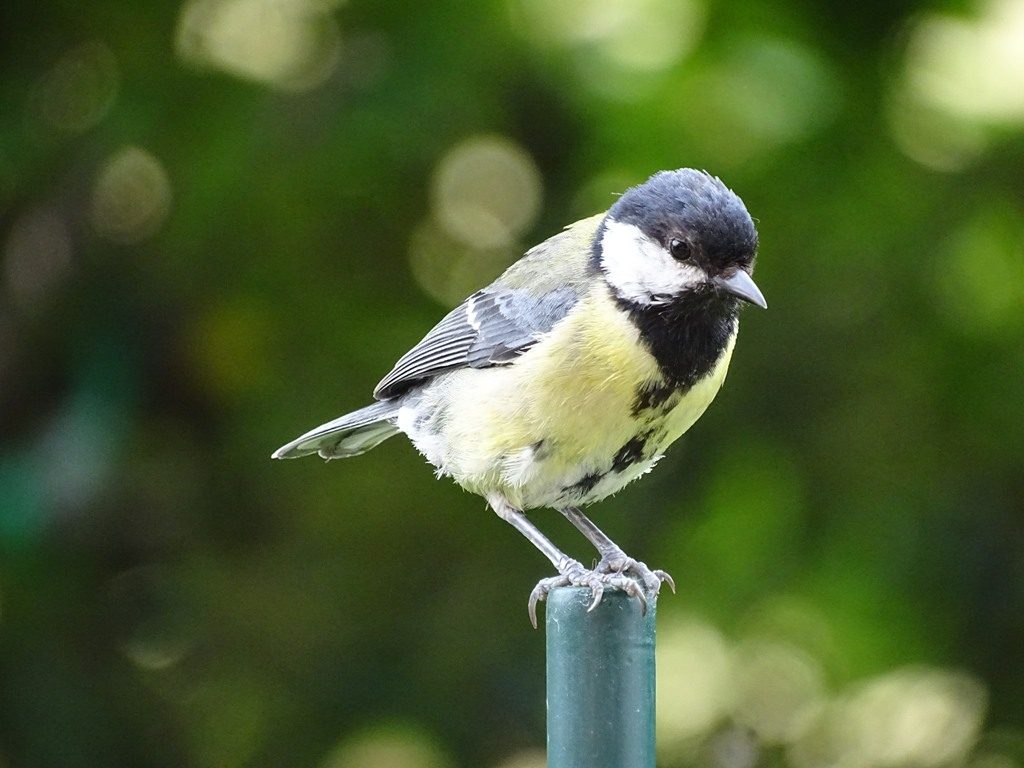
{"left": 545, "top": 587, "right": 656, "bottom": 768}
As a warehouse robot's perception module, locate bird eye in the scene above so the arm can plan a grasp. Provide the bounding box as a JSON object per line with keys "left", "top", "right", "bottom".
{"left": 669, "top": 238, "right": 692, "bottom": 262}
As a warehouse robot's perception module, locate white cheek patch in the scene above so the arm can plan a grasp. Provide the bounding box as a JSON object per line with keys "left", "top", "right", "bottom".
{"left": 599, "top": 219, "right": 707, "bottom": 305}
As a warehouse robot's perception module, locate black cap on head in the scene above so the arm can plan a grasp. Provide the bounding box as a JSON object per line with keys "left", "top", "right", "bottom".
{"left": 609, "top": 169, "right": 758, "bottom": 273}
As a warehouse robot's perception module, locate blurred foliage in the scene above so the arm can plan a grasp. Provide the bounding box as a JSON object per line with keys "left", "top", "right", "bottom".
{"left": 1, "top": 0, "right": 1023, "bottom": 766}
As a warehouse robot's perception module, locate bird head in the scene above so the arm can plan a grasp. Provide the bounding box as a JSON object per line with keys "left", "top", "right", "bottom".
{"left": 597, "top": 169, "right": 765, "bottom": 310}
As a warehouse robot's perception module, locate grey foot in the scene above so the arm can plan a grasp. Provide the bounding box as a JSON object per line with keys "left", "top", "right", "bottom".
{"left": 596, "top": 552, "right": 676, "bottom": 595}
{"left": 527, "top": 559, "right": 648, "bottom": 629}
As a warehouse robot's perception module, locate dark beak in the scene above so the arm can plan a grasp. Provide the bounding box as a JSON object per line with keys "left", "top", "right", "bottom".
{"left": 713, "top": 270, "right": 767, "bottom": 309}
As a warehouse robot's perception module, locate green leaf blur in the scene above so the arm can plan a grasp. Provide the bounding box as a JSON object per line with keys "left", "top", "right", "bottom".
{"left": 1, "top": 0, "right": 1023, "bottom": 766}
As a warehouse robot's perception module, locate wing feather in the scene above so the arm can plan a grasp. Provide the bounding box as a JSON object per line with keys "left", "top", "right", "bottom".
{"left": 373, "top": 304, "right": 476, "bottom": 398}
{"left": 373, "top": 214, "right": 604, "bottom": 399}
{"left": 374, "top": 285, "right": 580, "bottom": 398}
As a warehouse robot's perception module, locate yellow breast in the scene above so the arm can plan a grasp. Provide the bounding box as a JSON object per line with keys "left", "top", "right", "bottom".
{"left": 405, "top": 285, "right": 737, "bottom": 508}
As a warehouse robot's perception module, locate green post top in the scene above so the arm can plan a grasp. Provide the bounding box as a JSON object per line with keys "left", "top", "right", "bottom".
{"left": 545, "top": 587, "right": 656, "bottom": 768}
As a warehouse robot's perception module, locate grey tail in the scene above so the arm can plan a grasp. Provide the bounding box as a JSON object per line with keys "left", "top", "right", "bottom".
{"left": 271, "top": 401, "right": 401, "bottom": 460}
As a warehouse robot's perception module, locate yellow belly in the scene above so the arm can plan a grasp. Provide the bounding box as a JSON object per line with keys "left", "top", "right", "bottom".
{"left": 400, "top": 286, "right": 737, "bottom": 509}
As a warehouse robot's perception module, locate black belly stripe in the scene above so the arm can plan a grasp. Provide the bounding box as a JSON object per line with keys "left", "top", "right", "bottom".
{"left": 618, "top": 288, "right": 738, "bottom": 389}
{"left": 631, "top": 382, "right": 678, "bottom": 415}
{"left": 611, "top": 432, "right": 652, "bottom": 473}
{"left": 569, "top": 471, "right": 604, "bottom": 495}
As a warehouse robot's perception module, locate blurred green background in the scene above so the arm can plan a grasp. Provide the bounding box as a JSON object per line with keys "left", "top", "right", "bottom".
{"left": 2, "top": 0, "right": 1023, "bottom": 766}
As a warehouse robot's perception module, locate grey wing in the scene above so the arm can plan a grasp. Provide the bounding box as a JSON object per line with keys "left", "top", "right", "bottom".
{"left": 373, "top": 285, "right": 579, "bottom": 399}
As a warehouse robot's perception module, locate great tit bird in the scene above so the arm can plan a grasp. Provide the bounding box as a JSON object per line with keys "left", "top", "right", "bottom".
{"left": 274, "top": 168, "right": 765, "bottom": 626}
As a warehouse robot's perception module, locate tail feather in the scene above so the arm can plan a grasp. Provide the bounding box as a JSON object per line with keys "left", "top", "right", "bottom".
{"left": 272, "top": 401, "right": 400, "bottom": 460}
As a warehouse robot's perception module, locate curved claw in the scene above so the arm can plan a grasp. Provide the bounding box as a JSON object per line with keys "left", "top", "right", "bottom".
{"left": 626, "top": 580, "right": 648, "bottom": 616}
{"left": 528, "top": 589, "right": 542, "bottom": 629}
{"left": 654, "top": 569, "right": 677, "bottom": 594}
{"left": 596, "top": 554, "right": 674, "bottom": 598}
{"left": 528, "top": 563, "right": 657, "bottom": 625}
{"left": 585, "top": 581, "right": 605, "bottom": 612}
{"left": 529, "top": 574, "right": 571, "bottom": 628}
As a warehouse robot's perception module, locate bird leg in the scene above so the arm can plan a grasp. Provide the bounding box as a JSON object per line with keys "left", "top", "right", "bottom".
{"left": 488, "top": 494, "right": 649, "bottom": 628}
{"left": 559, "top": 506, "right": 676, "bottom": 596}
